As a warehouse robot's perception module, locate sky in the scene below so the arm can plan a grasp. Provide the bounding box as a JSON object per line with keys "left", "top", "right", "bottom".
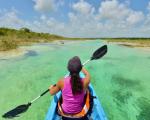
{"left": 0, "top": 0, "right": 150, "bottom": 38}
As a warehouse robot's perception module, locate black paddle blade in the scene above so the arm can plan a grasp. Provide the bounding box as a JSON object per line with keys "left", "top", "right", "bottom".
{"left": 91, "top": 45, "right": 107, "bottom": 60}
{"left": 2, "top": 103, "right": 31, "bottom": 119}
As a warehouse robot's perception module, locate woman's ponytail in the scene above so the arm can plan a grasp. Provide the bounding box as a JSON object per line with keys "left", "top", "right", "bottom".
{"left": 67, "top": 56, "right": 83, "bottom": 95}
{"left": 70, "top": 72, "right": 83, "bottom": 95}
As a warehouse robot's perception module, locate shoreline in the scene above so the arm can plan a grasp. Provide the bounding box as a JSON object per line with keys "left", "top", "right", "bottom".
{"left": 106, "top": 40, "right": 150, "bottom": 50}
{"left": 0, "top": 47, "right": 28, "bottom": 60}
{"left": 1, "top": 40, "right": 150, "bottom": 60}
{"left": 0, "top": 40, "right": 87, "bottom": 59}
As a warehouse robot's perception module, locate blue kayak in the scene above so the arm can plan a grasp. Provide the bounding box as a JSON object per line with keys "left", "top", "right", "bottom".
{"left": 45, "top": 83, "right": 107, "bottom": 120}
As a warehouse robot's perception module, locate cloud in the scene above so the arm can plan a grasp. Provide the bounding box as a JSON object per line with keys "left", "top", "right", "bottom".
{"left": 31, "top": 16, "right": 66, "bottom": 35}
{"left": 72, "top": 0, "right": 95, "bottom": 15}
{"left": 148, "top": 1, "right": 150, "bottom": 11}
{"left": 0, "top": 0, "right": 150, "bottom": 38}
{"left": 27, "top": 0, "right": 150, "bottom": 37}
{"left": 141, "top": 1, "right": 150, "bottom": 35}
{"left": 0, "top": 9, "right": 23, "bottom": 28}
{"left": 98, "top": 0, "right": 129, "bottom": 20}
{"left": 33, "top": 0, "right": 55, "bottom": 12}
{"left": 98, "top": 0, "right": 144, "bottom": 25}
{"left": 90, "top": 0, "right": 147, "bottom": 37}
{"left": 33, "top": 0, "right": 64, "bottom": 13}
{"left": 126, "top": 11, "right": 144, "bottom": 25}
{"left": 40, "top": 14, "right": 47, "bottom": 21}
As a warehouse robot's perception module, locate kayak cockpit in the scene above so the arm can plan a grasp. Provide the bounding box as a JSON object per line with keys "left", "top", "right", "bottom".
{"left": 45, "top": 84, "right": 107, "bottom": 120}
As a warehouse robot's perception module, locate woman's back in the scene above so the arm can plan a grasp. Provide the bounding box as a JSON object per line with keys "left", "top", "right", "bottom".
{"left": 49, "top": 56, "right": 90, "bottom": 115}
{"left": 62, "top": 76, "right": 85, "bottom": 114}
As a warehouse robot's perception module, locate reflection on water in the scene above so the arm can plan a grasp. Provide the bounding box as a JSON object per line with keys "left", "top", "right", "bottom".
{"left": 0, "top": 40, "right": 150, "bottom": 120}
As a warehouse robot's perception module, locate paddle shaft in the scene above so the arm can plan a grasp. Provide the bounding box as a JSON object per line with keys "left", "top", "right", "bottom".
{"left": 30, "top": 89, "right": 49, "bottom": 103}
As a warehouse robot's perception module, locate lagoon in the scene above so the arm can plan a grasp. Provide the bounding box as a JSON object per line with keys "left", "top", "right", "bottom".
{"left": 0, "top": 40, "right": 150, "bottom": 120}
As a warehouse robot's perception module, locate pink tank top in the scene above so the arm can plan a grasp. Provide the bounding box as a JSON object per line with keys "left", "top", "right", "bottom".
{"left": 62, "top": 76, "right": 85, "bottom": 114}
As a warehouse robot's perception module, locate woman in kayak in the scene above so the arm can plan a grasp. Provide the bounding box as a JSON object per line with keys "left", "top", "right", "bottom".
{"left": 49, "top": 56, "right": 90, "bottom": 120}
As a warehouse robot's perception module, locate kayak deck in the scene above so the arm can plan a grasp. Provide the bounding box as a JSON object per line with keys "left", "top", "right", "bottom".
{"left": 45, "top": 84, "right": 107, "bottom": 120}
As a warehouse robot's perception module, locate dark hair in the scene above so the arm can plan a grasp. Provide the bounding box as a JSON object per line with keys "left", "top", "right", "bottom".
{"left": 67, "top": 56, "right": 83, "bottom": 95}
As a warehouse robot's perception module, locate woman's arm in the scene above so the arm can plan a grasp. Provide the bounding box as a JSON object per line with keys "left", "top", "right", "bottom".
{"left": 49, "top": 78, "right": 63, "bottom": 95}
{"left": 82, "top": 67, "right": 90, "bottom": 89}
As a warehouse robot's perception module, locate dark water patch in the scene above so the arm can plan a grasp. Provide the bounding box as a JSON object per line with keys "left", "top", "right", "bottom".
{"left": 25, "top": 50, "right": 38, "bottom": 57}
{"left": 112, "top": 75, "right": 142, "bottom": 91}
{"left": 0, "top": 58, "right": 8, "bottom": 60}
{"left": 112, "top": 89, "right": 132, "bottom": 106}
{"left": 17, "top": 80, "right": 34, "bottom": 90}
{"left": 136, "top": 97, "right": 150, "bottom": 120}
{"left": 40, "top": 75, "right": 51, "bottom": 80}
{"left": 0, "top": 57, "right": 24, "bottom": 62}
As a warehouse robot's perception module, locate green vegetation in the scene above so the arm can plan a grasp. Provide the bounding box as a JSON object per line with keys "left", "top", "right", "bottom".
{"left": 0, "top": 37, "right": 18, "bottom": 51}
{"left": 1, "top": 27, "right": 150, "bottom": 51}
{"left": 0, "top": 27, "right": 65, "bottom": 51}
{"left": 0, "top": 27, "right": 97, "bottom": 51}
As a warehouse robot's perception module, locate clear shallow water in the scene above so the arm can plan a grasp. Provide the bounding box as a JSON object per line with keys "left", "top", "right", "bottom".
{"left": 0, "top": 40, "right": 150, "bottom": 120}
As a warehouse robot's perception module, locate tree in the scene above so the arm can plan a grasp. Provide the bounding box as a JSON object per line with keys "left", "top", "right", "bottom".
{"left": 20, "top": 27, "right": 31, "bottom": 32}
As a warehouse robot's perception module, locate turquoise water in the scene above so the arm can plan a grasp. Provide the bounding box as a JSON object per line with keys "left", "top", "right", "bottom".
{"left": 0, "top": 40, "right": 150, "bottom": 120}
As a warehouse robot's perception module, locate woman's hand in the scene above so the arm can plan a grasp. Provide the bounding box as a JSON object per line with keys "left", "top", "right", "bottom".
{"left": 49, "top": 85, "right": 54, "bottom": 90}
{"left": 49, "top": 80, "right": 63, "bottom": 95}
{"left": 82, "top": 67, "right": 89, "bottom": 75}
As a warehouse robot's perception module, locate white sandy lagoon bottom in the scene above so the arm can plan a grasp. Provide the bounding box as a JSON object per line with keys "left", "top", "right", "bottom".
{"left": 0, "top": 40, "right": 150, "bottom": 120}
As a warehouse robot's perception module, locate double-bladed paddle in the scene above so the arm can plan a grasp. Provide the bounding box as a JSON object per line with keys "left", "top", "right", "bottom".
{"left": 2, "top": 45, "right": 107, "bottom": 119}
